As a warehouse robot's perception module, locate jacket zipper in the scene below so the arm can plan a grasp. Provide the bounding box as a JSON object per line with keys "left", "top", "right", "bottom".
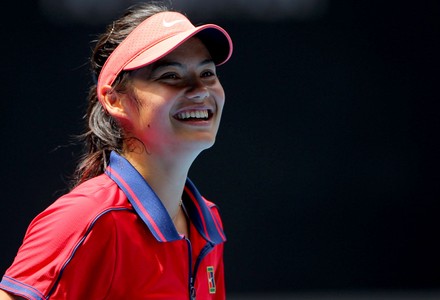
{"left": 186, "top": 239, "right": 215, "bottom": 300}
{"left": 192, "top": 242, "right": 214, "bottom": 282}
{"left": 185, "top": 238, "right": 196, "bottom": 300}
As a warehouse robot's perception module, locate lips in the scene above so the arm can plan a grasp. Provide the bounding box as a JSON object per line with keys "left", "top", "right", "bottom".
{"left": 174, "top": 109, "right": 212, "bottom": 121}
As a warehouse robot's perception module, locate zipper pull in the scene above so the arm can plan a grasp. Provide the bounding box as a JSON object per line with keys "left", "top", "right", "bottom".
{"left": 190, "top": 277, "right": 196, "bottom": 300}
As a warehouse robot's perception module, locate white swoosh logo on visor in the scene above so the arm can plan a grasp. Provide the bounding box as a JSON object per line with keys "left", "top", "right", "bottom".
{"left": 162, "top": 19, "right": 184, "bottom": 27}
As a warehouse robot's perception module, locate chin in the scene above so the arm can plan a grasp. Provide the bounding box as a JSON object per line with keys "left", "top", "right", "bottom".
{"left": 185, "top": 136, "right": 217, "bottom": 152}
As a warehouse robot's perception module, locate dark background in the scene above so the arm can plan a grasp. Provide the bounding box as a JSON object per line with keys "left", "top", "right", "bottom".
{"left": 1, "top": 0, "right": 439, "bottom": 296}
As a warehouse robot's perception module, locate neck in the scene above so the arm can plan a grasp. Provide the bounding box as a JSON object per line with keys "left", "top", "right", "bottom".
{"left": 122, "top": 147, "right": 197, "bottom": 220}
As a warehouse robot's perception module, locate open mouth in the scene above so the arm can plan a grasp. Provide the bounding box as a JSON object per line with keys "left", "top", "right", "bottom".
{"left": 174, "top": 109, "right": 213, "bottom": 121}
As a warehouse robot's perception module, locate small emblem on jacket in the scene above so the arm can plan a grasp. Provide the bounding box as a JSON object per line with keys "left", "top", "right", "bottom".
{"left": 207, "top": 266, "right": 216, "bottom": 294}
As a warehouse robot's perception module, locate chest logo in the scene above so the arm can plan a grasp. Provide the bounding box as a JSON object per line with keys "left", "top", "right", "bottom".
{"left": 207, "top": 266, "right": 216, "bottom": 294}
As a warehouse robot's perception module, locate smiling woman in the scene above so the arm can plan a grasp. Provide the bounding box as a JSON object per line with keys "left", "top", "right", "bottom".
{"left": 120, "top": 38, "right": 225, "bottom": 156}
{"left": 0, "top": 2, "right": 233, "bottom": 300}
{"left": 109, "top": 37, "right": 226, "bottom": 188}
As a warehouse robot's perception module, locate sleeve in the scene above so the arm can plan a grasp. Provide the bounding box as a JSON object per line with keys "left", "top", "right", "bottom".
{"left": 0, "top": 195, "right": 117, "bottom": 300}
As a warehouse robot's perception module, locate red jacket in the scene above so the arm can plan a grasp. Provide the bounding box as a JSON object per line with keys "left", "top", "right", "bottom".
{"left": 1, "top": 152, "right": 226, "bottom": 299}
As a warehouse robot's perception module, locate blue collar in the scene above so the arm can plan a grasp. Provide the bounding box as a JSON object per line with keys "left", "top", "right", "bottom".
{"left": 105, "top": 151, "right": 226, "bottom": 244}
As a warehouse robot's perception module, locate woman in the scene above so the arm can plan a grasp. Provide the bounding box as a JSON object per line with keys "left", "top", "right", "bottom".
{"left": 0, "top": 2, "right": 233, "bottom": 299}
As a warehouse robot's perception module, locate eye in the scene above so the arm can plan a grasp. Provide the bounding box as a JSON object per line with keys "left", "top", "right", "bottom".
{"left": 159, "top": 72, "right": 180, "bottom": 80}
{"left": 201, "top": 69, "right": 216, "bottom": 78}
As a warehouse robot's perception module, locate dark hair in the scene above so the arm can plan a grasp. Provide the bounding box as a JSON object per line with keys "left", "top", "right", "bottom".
{"left": 72, "top": 2, "right": 170, "bottom": 188}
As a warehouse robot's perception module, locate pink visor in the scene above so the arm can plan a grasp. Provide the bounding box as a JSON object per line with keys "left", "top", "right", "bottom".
{"left": 97, "top": 11, "right": 233, "bottom": 104}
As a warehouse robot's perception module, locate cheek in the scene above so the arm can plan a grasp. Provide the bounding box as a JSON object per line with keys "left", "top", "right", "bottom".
{"left": 119, "top": 101, "right": 142, "bottom": 131}
{"left": 215, "top": 85, "right": 226, "bottom": 112}
{"left": 137, "top": 103, "right": 173, "bottom": 133}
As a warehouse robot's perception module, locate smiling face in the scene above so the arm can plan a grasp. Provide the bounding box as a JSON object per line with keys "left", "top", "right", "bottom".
{"left": 118, "top": 37, "right": 225, "bottom": 158}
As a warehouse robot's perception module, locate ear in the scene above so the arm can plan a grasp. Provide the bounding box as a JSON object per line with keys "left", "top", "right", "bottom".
{"left": 99, "top": 85, "right": 128, "bottom": 119}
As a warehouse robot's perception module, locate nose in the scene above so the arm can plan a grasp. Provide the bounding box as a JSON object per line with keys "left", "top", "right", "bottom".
{"left": 186, "top": 80, "right": 209, "bottom": 101}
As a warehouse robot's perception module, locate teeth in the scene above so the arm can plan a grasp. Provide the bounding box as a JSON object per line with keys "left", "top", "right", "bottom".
{"left": 177, "top": 110, "right": 209, "bottom": 120}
